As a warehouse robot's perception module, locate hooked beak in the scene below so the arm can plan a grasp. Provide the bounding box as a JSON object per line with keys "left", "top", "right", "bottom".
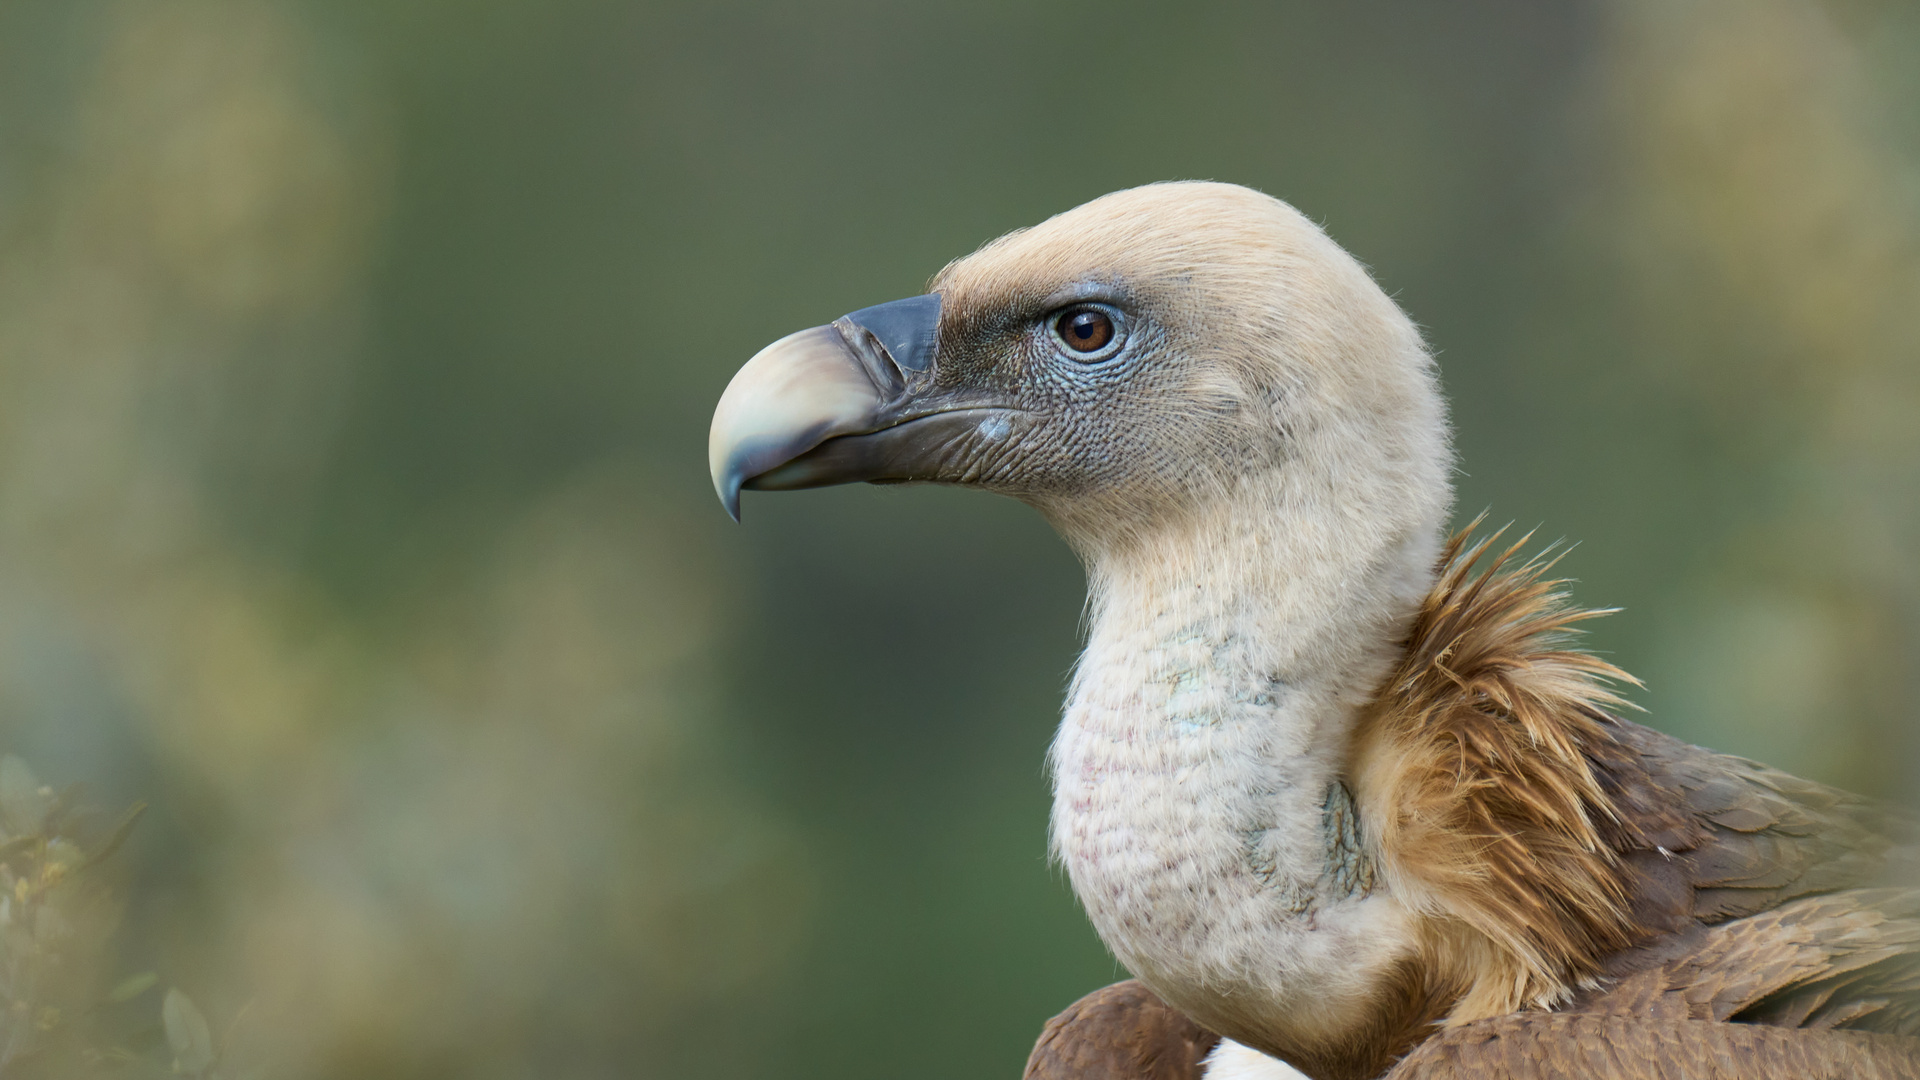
{"left": 707, "top": 293, "right": 1015, "bottom": 520}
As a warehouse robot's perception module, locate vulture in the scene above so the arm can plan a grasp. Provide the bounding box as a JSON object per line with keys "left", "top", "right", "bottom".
{"left": 706, "top": 182, "right": 1920, "bottom": 1079}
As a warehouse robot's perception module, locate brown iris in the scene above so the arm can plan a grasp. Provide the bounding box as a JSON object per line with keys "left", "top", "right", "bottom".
{"left": 1054, "top": 307, "right": 1116, "bottom": 355}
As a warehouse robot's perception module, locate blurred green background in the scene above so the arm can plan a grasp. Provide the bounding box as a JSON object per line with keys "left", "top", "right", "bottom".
{"left": 0, "top": 0, "right": 1915, "bottom": 1076}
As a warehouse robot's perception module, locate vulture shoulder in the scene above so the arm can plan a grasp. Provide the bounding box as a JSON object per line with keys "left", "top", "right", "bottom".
{"left": 1353, "top": 528, "right": 1920, "bottom": 1027}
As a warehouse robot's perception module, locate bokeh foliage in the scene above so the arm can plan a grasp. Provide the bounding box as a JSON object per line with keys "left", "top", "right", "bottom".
{"left": 0, "top": 0, "right": 1914, "bottom": 1076}
{"left": 0, "top": 754, "right": 228, "bottom": 1079}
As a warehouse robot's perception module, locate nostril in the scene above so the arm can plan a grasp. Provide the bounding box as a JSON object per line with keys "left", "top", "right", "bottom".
{"left": 832, "top": 318, "right": 908, "bottom": 395}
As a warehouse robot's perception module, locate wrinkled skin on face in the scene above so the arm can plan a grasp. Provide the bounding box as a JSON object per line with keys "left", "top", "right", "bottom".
{"left": 912, "top": 270, "right": 1238, "bottom": 514}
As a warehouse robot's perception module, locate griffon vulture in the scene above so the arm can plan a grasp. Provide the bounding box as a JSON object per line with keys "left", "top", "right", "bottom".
{"left": 706, "top": 183, "right": 1920, "bottom": 1079}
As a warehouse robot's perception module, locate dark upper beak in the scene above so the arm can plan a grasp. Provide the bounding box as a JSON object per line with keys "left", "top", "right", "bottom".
{"left": 708, "top": 293, "right": 1012, "bottom": 520}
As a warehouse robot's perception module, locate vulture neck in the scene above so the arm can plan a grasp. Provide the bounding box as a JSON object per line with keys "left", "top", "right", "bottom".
{"left": 1048, "top": 467, "right": 1444, "bottom": 1057}
{"left": 1069, "top": 467, "right": 1442, "bottom": 780}
{"left": 1084, "top": 491, "right": 1438, "bottom": 722}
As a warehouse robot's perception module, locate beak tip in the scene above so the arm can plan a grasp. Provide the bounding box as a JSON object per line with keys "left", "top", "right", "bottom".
{"left": 714, "top": 470, "right": 744, "bottom": 523}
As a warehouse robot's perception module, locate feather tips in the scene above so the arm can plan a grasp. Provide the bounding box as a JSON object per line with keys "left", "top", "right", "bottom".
{"left": 1356, "top": 523, "right": 1644, "bottom": 1022}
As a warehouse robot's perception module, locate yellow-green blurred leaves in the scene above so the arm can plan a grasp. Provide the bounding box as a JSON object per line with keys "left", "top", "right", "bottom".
{"left": 0, "top": 755, "right": 177, "bottom": 1078}
{"left": 0, "top": 0, "right": 382, "bottom": 561}
{"left": 1564, "top": 0, "right": 1920, "bottom": 790}
{"left": 0, "top": 756, "right": 52, "bottom": 836}
{"left": 0, "top": 2, "right": 812, "bottom": 1074}
{"left": 1593, "top": 0, "right": 1920, "bottom": 417}
{"left": 79, "top": 1, "right": 382, "bottom": 320}
{"left": 163, "top": 988, "right": 215, "bottom": 1074}
{"left": 107, "top": 972, "right": 159, "bottom": 1005}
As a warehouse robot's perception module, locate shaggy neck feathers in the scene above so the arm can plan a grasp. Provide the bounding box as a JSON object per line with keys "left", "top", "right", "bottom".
{"left": 1353, "top": 531, "right": 1642, "bottom": 1023}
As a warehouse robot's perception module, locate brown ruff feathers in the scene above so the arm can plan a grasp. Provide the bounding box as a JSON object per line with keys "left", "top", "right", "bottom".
{"left": 1355, "top": 524, "right": 1644, "bottom": 1024}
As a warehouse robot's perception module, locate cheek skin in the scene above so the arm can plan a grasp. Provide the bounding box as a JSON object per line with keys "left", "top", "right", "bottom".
{"left": 936, "top": 315, "right": 1209, "bottom": 501}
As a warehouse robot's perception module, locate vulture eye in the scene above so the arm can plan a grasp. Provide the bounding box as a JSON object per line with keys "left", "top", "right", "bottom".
{"left": 1050, "top": 305, "right": 1123, "bottom": 361}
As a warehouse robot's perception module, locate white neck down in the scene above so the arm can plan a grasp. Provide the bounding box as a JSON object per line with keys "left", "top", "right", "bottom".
{"left": 1048, "top": 478, "right": 1440, "bottom": 1054}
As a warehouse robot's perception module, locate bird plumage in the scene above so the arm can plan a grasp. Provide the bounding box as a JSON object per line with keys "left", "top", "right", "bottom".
{"left": 706, "top": 181, "right": 1920, "bottom": 1079}
{"left": 1030, "top": 529, "right": 1920, "bottom": 1079}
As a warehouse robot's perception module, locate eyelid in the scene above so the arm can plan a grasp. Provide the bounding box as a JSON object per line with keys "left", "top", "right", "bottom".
{"left": 1039, "top": 280, "right": 1129, "bottom": 310}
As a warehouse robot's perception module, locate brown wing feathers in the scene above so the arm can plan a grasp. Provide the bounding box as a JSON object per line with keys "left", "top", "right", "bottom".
{"left": 1023, "top": 980, "right": 1219, "bottom": 1080}
{"left": 1385, "top": 1014, "right": 1920, "bottom": 1080}
{"left": 1587, "top": 721, "right": 1920, "bottom": 958}
{"left": 1567, "top": 889, "right": 1920, "bottom": 1031}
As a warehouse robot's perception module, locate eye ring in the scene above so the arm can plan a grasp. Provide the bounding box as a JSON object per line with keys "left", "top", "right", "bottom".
{"left": 1048, "top": 303, "right": 1126, "bottom": 362}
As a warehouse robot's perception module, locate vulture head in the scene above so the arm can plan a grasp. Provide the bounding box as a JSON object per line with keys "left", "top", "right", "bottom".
{"left": 710, "top": 182, "right": 1451, "bottom": 567}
